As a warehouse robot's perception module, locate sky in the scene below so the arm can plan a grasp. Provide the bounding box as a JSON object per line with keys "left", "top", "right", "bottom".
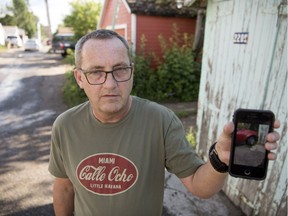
{"left": 29, "top": 0, "right": 72, "bottom": 33}
{"left": 0, "top": 0, "right": 101, "bottom": 33}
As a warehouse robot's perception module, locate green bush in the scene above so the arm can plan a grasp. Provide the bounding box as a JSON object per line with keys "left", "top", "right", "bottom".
{"left": 63, "top": 68, "right": 88, "bottom": 107}
{"left": 131, "top": 34, "right": 161, "bottom": 101}
{"left": 62, "top": 50, "right": 88, "bottom": 107}
{"left": 156, "top": 26, "right": 201, "bottom": 102}
{"left": 132, "top": 25, "right": 201, "bottom": 102}
{"left": 64, "top": 49, "right": 75, "bottom": 65}
{"left": 132, "top": 54, "right": 158, "bottom": 99}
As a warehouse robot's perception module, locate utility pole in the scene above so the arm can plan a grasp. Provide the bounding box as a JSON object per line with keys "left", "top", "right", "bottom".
{"left": 44, "top": 0, "right": 52, "bottom": 39}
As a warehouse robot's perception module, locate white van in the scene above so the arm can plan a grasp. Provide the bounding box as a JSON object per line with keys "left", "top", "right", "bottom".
{"left": 6, "top": 35, "right": 23, "bottom": 48}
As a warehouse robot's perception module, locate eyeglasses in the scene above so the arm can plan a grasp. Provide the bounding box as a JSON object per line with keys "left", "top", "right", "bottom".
{"left": 77, "top": 65, "right": 133, "bottom": 85}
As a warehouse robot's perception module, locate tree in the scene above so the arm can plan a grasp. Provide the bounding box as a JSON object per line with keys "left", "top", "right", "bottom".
{"left": 63, "top": 0, "right": 102, "bottom": 40}
{"left": 10, "top": 0, "right": 38, "bottom": 37}
{"left": 0, "top": 14, "right": 16, "bottom": 26}
{"left": 0, "top": 0, "right": 38, "bottom": 38}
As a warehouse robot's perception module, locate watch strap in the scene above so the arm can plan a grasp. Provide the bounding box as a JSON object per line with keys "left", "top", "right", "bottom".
{"left": 209, "top": 142, "right": 229, "bottom": 173}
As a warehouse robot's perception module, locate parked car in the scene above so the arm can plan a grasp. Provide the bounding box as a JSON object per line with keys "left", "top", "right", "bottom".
{"left": 51, "top": 34, "right": 75, "bottom": 57}
{"left": 236, "top": 129, "right": 258, "bottom": 146}
{"left": 6, "top": 35, "right": 23, "bottom": 48}
{"left": 24, "top": 39, "right": 41, "bottom": 51}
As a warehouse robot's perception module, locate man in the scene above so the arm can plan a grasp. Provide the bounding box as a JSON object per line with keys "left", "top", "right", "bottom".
{"left": 48, "top": 29, "right": 280, "bottom": 216}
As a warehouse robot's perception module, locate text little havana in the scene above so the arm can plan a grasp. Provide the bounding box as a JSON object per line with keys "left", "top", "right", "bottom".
{"left": 90, "top": 183, "right": 122, "bottom": 190}
{"left": 79, "top": 165, "right": 134, "bottom": 182}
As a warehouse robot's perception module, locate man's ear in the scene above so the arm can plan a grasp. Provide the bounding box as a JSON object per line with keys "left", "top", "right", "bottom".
{"left": 74, "top": 68, "right": 84, "bottom": 89}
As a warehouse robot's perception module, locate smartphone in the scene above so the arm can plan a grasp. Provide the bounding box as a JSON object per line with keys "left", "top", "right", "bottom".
{"left": 229, "top": 109, "right": 275, "bottom": 180}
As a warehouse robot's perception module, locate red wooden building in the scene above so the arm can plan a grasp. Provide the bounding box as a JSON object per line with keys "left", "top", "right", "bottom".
{"left": 98, "top": 0, "right": 198, "bottom": 57}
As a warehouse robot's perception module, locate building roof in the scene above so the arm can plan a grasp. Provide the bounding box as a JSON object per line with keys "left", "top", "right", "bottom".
{"left": 2, "top": 25, "right": 26, "bottom": 36}
{"left": 98, "top": 0, "right": 207, "bottom": 29}
{"left": 57, "top": 27, "right": 74, "bottom": 34}
{"left": 126, "top": 0, "right": 206, "bottom": 18}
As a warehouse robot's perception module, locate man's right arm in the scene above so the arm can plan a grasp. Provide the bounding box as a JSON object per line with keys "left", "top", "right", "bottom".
{"left": 53, "top": 177, "right": 74, "bottom": 216}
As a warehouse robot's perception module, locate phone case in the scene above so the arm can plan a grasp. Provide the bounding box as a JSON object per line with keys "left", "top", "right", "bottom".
{"left": 229, "top": 108, "right": 275, "bottom": 180}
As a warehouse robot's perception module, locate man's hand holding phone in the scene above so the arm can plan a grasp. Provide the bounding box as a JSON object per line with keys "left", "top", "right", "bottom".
{"left": 213, "top": 109, "right": 280, "bottom": 180}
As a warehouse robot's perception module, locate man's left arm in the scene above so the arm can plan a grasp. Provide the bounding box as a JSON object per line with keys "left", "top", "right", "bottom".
{"left": 181, "top": 120, "right": 280, "bottom": 199}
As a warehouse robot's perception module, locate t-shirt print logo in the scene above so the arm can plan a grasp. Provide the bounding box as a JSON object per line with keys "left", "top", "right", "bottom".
{"left": 76, "top": 153, "right": 138, "bottom": 196}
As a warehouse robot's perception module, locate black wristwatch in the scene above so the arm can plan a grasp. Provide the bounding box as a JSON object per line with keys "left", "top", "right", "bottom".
{"left": 209, "top": 142, "right": 229, "bottom": 173}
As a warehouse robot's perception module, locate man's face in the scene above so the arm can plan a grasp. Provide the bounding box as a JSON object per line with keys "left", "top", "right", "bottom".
{"left": 74, "top": 38, "right": 133, "bottom": 122}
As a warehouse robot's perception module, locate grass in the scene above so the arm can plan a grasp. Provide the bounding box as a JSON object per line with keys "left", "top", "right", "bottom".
{"left": 186, "top": 127, "right": 197, "bottom": 149}
{"left": 175, "top": 110, "right": 197, "bottom": 118}
{"left": 0, "top": 45, "right": 7, "bottom": 52}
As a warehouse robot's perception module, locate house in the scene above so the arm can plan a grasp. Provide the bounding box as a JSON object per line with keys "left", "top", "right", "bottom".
{"left": 56, "top": 27, "right": 74, "bottom": 35}
{"left": 98, "top": 0, "right": 200, "bottom": 58}
{"left": 2, "top": 25, "right": 26, "bottom": 47}
{"left": 196, "top": 0, "right": 287, "bottom": 215}
{"left": 0, "top": 23, "right": 5, "bottom": 46}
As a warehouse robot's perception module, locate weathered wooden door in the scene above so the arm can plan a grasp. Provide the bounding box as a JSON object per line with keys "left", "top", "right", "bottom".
{"left": 196, "top": 0, "right": 287, "bottom": 215}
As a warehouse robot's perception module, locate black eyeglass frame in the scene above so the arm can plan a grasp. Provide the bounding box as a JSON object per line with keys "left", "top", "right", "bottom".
{"left": 77, "top": 65, "right": 134, "bottom": 85}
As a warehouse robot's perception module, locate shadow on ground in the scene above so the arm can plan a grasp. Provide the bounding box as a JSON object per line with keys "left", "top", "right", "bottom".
{"left": 7, "top": 204, "right": 174, "bottom": 216}
{"left": 7, "top": 204, "right": 54, "bottom": 216}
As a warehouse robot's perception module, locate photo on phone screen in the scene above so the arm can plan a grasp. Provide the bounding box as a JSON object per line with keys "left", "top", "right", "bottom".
{"left": 229, "top": 109, "right": 274, "bottom": 180}
{"left": 233, "top": 122, "right": 269, "bottom": 168}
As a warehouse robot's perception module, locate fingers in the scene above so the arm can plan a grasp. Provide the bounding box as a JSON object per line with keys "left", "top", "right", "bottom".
{"left": 216, "top": 122, "right": 234, "bottom": 164}
{"left": 266, "top": 142, "right": 277, "bottom": 160}
{"left": 265, "top": 142, "right": 278, "bottom": 151}
{"left": 223, "top": 121, "right": 235, "bottom": 137}
{"left": 266, "top": 131, "right": 280, "bottom": 142}
{"left": 265, "top": 119, "right": 281, "bottom": 161}
{"left": 216, "top": 122, "right": 234, "bottom": 151}
{"left": 218, "top": 122, "right": 234, "bottom": 145}
{"left": 273, "top": 119, "right": 280, "bottom": 129}
{"left": 267, "top": 119, "right": 280, "bottom": 142}
{"left": 268, "top": 152, "right": 277, "bottom": 160}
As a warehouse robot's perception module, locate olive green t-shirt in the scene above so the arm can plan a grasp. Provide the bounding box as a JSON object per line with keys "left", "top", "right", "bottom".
{"left": 49, "top": 96, "right": 204, "bottom": 216}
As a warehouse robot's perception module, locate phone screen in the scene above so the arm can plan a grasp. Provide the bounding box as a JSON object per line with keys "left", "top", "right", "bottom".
{"left": 233, "top": 122, "right": 270, "bottom": 168}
